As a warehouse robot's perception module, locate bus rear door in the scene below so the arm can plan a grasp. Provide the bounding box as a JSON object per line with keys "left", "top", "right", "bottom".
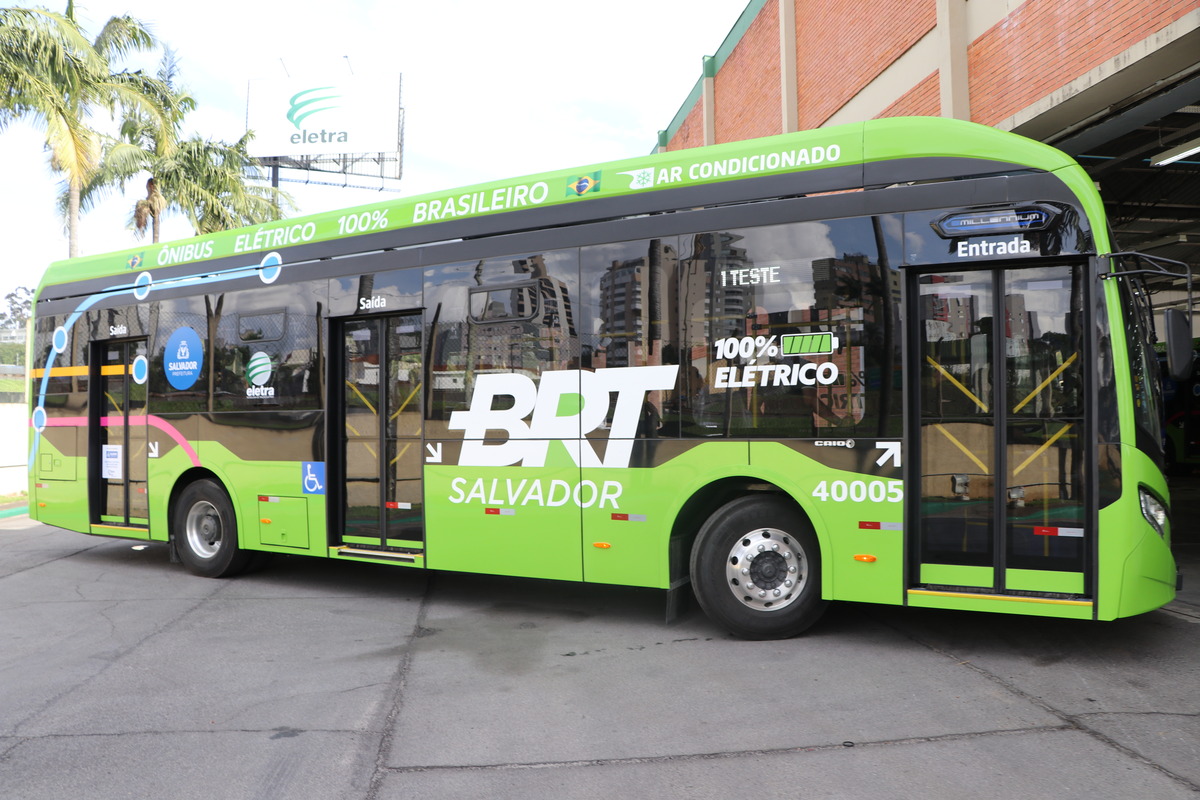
{"left": 332, "top": 313, "right": 425, "bottom": 563}
{"left": 89, "top": 338, "right": 150, "bottom": 535}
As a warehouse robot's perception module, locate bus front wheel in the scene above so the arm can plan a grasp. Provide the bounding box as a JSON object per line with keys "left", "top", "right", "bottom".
{"left": 690, "top": 495, "right": 827, "bottom": 639}
{"left": 174, "top": 479, "right": 252, "bottom": 578}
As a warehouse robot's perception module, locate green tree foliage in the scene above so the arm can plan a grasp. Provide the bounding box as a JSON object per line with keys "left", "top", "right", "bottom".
{"left": 0, "top": 3, "right": 173, "bottom": 257}
{"left": 0, "top": 286, "right": 31, "bottom": 372}
{"left": 0, "top": 286, "right": 32, "bottom": 330}
{"left": 85, "top": 50, "right": 292, "bottom": 240}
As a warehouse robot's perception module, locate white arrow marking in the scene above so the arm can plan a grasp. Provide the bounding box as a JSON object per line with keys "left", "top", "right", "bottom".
{"left": 148, "top": 441, "right": 160, "bottom": 459}
{"left": 875, "top": 441, "right": 901, "bottom": 468}
{"left": 425, "top": 442, "right": 443, "bottom": 463}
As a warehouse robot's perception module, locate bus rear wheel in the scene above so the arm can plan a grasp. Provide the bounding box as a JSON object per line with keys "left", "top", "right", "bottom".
{"left": 174, "top": 479, "right": 252, "bottom": 578}
{"left": 690, "top": 495, "right": 827, "bottom": 639}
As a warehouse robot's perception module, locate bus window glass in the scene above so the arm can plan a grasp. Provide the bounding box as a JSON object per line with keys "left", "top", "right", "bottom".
{"left": 1003, "top": 265, "right": 1087, "bottom": 571}
{"left": 238, "top": 311, "right": 285, "bottom": 342}
{"left": 211, "top": 287, "right": 323, "bottom": 411}
{"left": 329, "top": 255, "right": 422, "bottom": 317}
{"left": 903, "top": 205, "right": 1093, "bottom": 265}
{"left": 34, "top": 313, "right": 87, "bottom": 397}
{"left": 680, "top": 218, "right": 901, "bottom": 439}
{"left": 468, "top": 282, "right": 539, "bottom": 322}
{"left": 149, "top": 296, "right": 209, "bottom": 413}
{"left": 580, "top": 238, "right": 679, "bottom": 437}
{"left": 426, "top": 250, "right": 579, "bottom": 422}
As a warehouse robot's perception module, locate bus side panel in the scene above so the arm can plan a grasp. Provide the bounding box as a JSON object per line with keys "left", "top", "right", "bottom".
{"left": 194, "top": 441, "right": 327, "bottom": 558}
{"left": 144, "top": 414, "right": 199, "bottom": 542}
{"left": 750, "top": 441, "right": 904, "bottom": 607}
{"left": 30, "top": 443, "right": 90, "bottom": 532}
{"left": 581, "top": 441, "right": 751, "bottom": 589}
{"left": 423, "top": 458, "right": 586, "bottom": 582}
{"left": 1096, "top": 446, "right": 1176, "bottom": 620}
{"left": 29, "top": 320, "right": 90, "bottom": 532}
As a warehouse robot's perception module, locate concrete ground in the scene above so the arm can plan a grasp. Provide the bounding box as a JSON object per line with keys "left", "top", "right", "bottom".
{"left": 0, "top": 515, "right": 1197, "bottom": 800}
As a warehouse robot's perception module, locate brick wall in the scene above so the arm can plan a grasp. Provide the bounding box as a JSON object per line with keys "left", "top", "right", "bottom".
{"left": 969, "top": 0, "right": 1198, "bottom": 126}
{"left": 878, "top": 70, "right": 940, "bottom": 118}
{"left": 669, "top": 101, "right": 707, "bottom": 151}
{"left": 665, "top": 0, "right": 1196, "bottom": 149}
{"left": 795, "top": 0, "right": 937, "bottom": 129}
{"left": 715, "top": 0, "right": 783, "bottom": 142}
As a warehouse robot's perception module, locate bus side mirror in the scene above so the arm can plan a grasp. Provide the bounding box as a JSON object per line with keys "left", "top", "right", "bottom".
{"left": 1164, "top": 307, "right": 1193, "bottom": 382}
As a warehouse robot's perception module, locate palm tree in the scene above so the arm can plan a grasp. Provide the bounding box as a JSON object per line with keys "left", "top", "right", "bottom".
{"left": 0, "top": 7, "right": 94, "bottom": 122}
{"left": 0, "top": 3, "right": 171, "bottom": 257}
{"left": 164, "top": 131, "right": 292, "bottom": 236}
{"left": 87, "top": 51, "right": 292, "bottom": 241}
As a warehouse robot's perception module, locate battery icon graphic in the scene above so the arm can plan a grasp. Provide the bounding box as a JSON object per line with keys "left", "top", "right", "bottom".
{"left": 781, "top": 332, "right": 839, "bottom": 356}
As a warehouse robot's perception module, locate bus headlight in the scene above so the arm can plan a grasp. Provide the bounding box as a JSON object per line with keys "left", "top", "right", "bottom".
{"left": 1139, "top": 488, "right": 1168, "bottom": 537}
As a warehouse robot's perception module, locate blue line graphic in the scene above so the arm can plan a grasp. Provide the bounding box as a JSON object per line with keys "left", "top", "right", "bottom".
{"left": 29, "top": 252, "right": 285, "bottom": 468}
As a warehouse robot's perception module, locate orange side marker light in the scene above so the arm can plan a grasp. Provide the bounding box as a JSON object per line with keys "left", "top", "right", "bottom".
{"left": 853, "top": 554, "right": 877, "bottom": 563}
{"left": 592, "top": 542, "right": 612, "bottom": 549}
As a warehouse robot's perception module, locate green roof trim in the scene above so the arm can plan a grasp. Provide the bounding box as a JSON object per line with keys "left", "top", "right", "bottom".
{"left": 39, "top": 118, "right": 1107, "bottom": 292}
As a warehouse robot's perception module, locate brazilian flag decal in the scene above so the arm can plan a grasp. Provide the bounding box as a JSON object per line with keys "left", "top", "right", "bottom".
{"left": 566, "top": 172, "right": 601, "bottom": 197}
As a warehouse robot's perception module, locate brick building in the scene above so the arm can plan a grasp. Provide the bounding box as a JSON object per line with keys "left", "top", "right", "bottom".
{"left": 659, "top": 0, "right": 1200, "bottom": 267}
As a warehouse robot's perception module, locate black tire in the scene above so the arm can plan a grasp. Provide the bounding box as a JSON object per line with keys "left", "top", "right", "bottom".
{"left": 173, "top": 479, "right": 253, "bottom": 578}
{"left": 690, "top": 495, "right": 827, "bottom": 639}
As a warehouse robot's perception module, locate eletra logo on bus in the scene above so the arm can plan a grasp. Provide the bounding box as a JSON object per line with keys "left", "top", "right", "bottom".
{"left": 246, "top": 351, "right": 276, "bottom": 398}
{"left": 164, "top": 327, "right": 203, "bottom": 390}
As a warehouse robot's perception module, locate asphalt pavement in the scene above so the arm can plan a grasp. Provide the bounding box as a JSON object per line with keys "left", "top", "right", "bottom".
{"left": 0, "top": 514, "right": 1197, "bottom": 799}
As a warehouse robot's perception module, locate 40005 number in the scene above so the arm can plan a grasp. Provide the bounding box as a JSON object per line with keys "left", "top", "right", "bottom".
{"left": 811, "top": 480, "right": 902, "bottom": 503}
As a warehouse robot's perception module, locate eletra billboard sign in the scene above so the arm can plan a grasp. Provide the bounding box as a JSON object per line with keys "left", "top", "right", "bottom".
{"left": 247, "top": 74, "right": 402, "bottom": 158}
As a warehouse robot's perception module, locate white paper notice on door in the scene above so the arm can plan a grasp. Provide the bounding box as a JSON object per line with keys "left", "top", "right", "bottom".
{"left": 102, "top": 445, "right": 123, "bottom": 480}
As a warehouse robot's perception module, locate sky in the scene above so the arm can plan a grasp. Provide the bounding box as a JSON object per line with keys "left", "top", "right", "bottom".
{"left": 0, "top": 0, "right": 751, "bottom": 299}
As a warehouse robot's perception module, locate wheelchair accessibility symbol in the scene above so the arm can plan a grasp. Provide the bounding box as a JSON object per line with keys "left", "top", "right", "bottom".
{"left": 302, "top": 462, "right": 325, "bottom": 495}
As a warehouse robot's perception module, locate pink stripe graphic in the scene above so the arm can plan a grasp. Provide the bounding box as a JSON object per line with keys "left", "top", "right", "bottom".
{"left": 38, "top": 415, "right": 201, "bottom": 467}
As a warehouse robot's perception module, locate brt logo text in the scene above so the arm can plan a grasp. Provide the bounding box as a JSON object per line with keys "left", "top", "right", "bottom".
{"left": 447, "top": 366, "right": 678, "bottom": 469}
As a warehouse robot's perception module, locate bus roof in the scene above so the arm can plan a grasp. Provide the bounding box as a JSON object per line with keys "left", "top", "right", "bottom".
{"left": 39, "top": 116, "right": 1099, "bottom": 291}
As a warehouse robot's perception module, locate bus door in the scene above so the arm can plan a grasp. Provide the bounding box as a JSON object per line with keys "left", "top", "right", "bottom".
{"left": 89, "top": 339, "right": 149, "bottom": 531}
{"left": 334, "top": 313, "right": 425, "bottom": 559}
{"left": 911, "top": 264, "right": 1090, "bottom": 602}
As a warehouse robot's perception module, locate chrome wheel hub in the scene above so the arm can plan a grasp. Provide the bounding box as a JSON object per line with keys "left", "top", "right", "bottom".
{"left": 724, "top": 527, "right": 807, "bottom": 612}
{"left": 185, "top": 501, "right": 222, "bottom": 559}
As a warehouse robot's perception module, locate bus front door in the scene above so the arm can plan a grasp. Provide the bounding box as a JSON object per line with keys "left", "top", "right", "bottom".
{"left": 334, "top": 313, "right": 425, "bottom": 560}
{"left": 911, "top": 265, "right": 1091, "bottom": 605}
{"left": 89, "top": 338, "right": 149, "bottom": 532}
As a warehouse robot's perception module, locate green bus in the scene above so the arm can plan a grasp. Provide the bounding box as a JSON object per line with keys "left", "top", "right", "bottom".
{"left": 27, "top": 117, "right": 1185, "bottom": 639}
